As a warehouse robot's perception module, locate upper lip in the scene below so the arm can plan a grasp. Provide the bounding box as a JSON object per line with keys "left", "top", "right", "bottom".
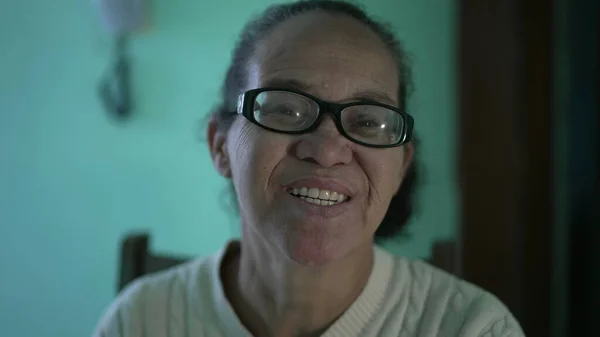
{"left": 282, "top": 176, "right": 355, "bottom": 197}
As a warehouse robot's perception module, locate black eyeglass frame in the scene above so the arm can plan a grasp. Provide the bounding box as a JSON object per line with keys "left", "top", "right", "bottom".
{"left": 236, "top": 87, "right": 414, "bottom": 148}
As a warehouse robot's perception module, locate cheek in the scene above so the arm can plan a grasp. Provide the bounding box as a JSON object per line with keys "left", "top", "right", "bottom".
{"left": 226, "top": 121, "right": 289, "bottom": 198}
{"left": 364, "top": 148, "right": 406, "bottom": 198}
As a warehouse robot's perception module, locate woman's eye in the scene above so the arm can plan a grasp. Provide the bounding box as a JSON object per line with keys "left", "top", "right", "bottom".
{"left": 352, "top": 118, "right": 383, "bottom": 129}
{"left": 346, "top": 116, "right": 389, "bottom": 139}
{"left": 356, "top": 119, "right": 379, "bottom": 128}
{"left": 262, "top": 104, "right": 298, "bottom": 116}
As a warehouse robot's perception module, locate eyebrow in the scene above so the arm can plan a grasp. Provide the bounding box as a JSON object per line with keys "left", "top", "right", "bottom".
{"left": 260, "top": 78, "right": 397, "bottom": 106}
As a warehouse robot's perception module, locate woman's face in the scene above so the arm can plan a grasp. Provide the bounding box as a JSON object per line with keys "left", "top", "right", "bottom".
{"left": 211, "top": 13, "right": 413, "bottom": 266}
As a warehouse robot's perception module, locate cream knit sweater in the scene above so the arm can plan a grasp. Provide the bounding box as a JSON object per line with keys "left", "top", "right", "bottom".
{"left": 93, "top": 242, "right": 525, "bottom": 337}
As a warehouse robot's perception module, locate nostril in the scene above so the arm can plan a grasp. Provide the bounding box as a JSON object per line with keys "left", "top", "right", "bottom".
{"left": 302, "top": 157, "right": 319, "bottom": 165}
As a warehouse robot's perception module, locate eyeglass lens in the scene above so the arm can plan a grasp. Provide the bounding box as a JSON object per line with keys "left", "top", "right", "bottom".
{"left": 253, "top": 90, "right": 405, "bottom": 146}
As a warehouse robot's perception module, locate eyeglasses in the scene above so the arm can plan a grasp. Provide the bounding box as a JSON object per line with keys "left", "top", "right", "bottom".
{"left": 236, "top": 88, "right": 414, "bottom": 148}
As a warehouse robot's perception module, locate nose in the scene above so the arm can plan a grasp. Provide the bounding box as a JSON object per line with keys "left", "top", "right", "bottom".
{"left": 294, "top": 117, "right": 353, "bottom": 167}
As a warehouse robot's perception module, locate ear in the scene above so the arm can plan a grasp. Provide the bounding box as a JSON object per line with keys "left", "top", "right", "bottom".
{"left": 394, "top": 142, "right": 415, "bottom": 195}
{"left": 402, "top": 142, "right": 415, "bottom": 172}
{"left": 207, "top": 117, "right": 232, "bottom": 178}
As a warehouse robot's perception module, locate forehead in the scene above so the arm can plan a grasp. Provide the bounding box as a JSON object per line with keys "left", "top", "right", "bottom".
{"left": 247, "top": 12, "right": 399, "bottom": 105}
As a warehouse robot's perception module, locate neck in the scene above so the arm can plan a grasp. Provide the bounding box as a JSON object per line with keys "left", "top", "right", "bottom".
{"left": 223, "top": 228, "right": 374, "bottom": 337}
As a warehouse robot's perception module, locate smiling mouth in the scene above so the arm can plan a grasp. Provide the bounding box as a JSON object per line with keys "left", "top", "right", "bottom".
{"left": 287, "top": 187, "right": 350, "bottom": 206}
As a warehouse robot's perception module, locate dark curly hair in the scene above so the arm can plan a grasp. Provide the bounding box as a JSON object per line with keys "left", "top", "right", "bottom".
{"left": 209, "top": 0, "right": 419, "bottom": 241}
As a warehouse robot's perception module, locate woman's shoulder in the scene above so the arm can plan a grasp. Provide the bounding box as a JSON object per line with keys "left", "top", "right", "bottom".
{"left": 92, "top": 251, "right": 222, "bottom": 337}
{"left": 120, "top": 254, "right": 216, "bottom": 307}
{"left": 379, "top": 249, "right": 525, "bottom": 336}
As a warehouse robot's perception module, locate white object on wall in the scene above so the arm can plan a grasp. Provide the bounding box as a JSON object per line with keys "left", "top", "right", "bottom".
{"left": 92, "top": 0, "right": 147, "bottom": 35}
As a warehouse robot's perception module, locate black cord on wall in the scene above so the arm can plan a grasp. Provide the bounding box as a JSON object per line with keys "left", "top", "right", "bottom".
{"left": 99, "top": 36, "right": 132, "bottom": 120}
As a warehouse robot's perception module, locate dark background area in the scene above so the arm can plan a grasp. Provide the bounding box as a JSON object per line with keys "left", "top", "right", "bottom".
{"left": 459, "top": 0, "right": 598, "bottom": 336}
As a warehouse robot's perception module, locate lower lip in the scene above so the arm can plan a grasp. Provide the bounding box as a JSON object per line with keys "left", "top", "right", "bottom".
{"left": 284, "top": 192, "right": 351, "bottom": 218}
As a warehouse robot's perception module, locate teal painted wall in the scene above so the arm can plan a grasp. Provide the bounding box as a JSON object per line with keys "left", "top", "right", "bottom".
{"left": 0, "top": 1, "right": 456, "bottom": 336}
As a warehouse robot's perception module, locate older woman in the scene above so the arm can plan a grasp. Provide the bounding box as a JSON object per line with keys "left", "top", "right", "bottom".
{"left": 94, "top": 1, "right": 524, "bottom": 336}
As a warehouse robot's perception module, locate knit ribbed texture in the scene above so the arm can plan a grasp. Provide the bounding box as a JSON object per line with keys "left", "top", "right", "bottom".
{"left": 93, "top": 242, "right": 525, "bottom": 337}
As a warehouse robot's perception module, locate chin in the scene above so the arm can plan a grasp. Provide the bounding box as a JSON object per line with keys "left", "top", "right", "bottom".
{"left": 282, "top": 230, "right": 353, "bottom": 267}
{"left": 268, "top": 206, "right": 366, "bottom": 267}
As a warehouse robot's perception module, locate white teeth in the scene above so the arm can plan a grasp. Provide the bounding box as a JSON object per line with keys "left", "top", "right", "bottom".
{"left": 288, "top": 187, "right": 348, "bottom": 206}
{"left": 299, "top": 196, "right": 336, "bottom": 206}
{"left": 330, "top": 191, "right": 339, "bottom": 201}
{"left": 318, "top": 189, "right": 330, "bottom": 200}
